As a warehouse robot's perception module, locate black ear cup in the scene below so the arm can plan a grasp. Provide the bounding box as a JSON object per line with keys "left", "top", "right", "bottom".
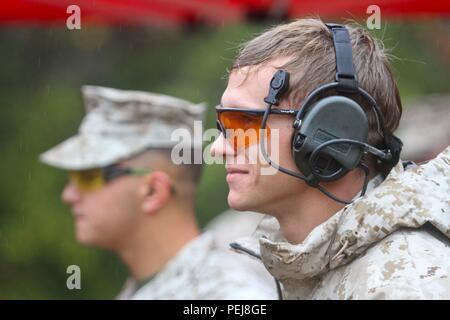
{"left": 292, "top": 96, "right": 368, "bottom": 183}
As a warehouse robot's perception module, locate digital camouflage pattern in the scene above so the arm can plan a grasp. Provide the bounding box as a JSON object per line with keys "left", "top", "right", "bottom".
{"left": 233, "top": 146, "right": 450, "bottom": 299}
{"left": 117, "top": 232, "right": 278, "bottom": 300}
{"left": 205, "top": 209, "right": 279, "bottom": 294}
{"left": 40, "top": 85, "right": 206, "bottom": 170}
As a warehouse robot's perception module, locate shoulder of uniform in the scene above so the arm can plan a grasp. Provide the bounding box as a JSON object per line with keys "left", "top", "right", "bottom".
{"left": 336, "top": 228, "right": 450, "bottom": 299}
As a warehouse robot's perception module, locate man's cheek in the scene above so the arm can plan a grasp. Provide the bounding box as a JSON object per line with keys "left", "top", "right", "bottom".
{"left": 276, "top": 130, "right": 296, "bottom": 170}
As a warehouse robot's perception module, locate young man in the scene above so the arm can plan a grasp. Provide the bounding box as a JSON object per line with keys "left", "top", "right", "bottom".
{"left": 211, "top": 19, "right": 450, "bottom": 299}
{"left": 40, "top": 85, "right": 277, "bottom": 299}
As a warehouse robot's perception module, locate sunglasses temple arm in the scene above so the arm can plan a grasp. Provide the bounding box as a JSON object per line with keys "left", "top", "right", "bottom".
{"left": 102, "top": 166, "right": 132, "bottom": 182}
{"left": 260, "top": 104, "right": 311, "bottom": 182}
{"left": 130, "top": 168, "right": 152, "bottom": 176}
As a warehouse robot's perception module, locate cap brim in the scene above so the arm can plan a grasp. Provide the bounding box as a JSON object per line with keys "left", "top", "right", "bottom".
{"left": 39, "top": 134, "right": 176, "bottom": 171}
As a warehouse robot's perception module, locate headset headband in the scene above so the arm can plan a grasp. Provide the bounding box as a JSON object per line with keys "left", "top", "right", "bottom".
{"left": 326, "top": 23, "right": 358, "bottom": 92}
{"left": 325, "top": 23, "right": 400, "bottom": 167}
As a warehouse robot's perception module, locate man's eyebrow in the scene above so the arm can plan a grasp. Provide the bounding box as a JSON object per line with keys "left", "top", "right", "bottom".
{"left": 219, "top": 101, "right": 255, "bottom": 109}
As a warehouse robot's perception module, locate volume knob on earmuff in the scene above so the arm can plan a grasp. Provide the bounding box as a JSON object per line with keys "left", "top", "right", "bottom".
{"left": 293, "top": 133, "right": 306, "bottom": 149}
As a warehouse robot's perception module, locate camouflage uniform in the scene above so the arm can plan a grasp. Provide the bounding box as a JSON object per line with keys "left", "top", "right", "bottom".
{"left": 40, "top": 85, "right": 206, "bottom": 170}
{"left": 232, "top": 146, "right": 450, "bottom": 299}
{"left": 117, "top": 232, "right": 278, "bottom": 300}
{"left": 41, "top": 86, "right": 278, "bottom": 300}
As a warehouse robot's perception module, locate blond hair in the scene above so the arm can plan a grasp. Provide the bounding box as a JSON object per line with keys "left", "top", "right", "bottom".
{"left": 232, "top": 18, "right": 402, "bottom": 175}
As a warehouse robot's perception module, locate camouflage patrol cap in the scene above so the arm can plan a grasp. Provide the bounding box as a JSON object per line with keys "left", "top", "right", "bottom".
{"left": 40, "top": 85, "right": 206, "bottom": 170}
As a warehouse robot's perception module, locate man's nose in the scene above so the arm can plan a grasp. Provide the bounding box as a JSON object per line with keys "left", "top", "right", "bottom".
{"left": 61, "top": 182, "right": 81, "bottom": 205}
{"left": 210, "top": 133, "right": 235, "bottom": 159}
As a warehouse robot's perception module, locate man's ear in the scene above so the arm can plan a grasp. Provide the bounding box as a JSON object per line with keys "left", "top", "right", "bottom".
{"left": 140, "top": 171, "right": 173, "bottom": 215}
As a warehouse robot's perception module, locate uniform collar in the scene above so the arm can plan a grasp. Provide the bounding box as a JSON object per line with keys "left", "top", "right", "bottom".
{"left": 233, "top": 148, "right": 450, "bottom": 284}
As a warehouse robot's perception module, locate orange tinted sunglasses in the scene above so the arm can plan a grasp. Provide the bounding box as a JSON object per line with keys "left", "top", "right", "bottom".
{"left": 215, "top": 105, "right": 296, "bottom": 151}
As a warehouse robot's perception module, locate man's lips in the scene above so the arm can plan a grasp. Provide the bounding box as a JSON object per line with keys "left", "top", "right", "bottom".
{"left": 226, "top": 167, "right": 249, "bottom": 184}
{"left": 72, "top": 208, "right": 84, "bottom": 220}
{"left": 225, "top": 167, "right": 249, "bottom": 174}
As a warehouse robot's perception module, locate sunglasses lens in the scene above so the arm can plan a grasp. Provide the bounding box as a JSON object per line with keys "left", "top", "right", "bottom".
{"left": 218, "top": 111, "right": 270, "bottom": 150}
{"left": 69, "top": 169, "right": 105, "bottom": 192}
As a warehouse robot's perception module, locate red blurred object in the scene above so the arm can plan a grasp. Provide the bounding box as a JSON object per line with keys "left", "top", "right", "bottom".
{"left": 0, "top": 0, "right": 448, "bottom": 27}
{"left": 288, "top": 0, "right": 450, "bottom": 20}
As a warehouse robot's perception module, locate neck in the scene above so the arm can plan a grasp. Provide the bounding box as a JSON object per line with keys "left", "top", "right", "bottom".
{"left": 117, "top": 204, "right": 200, "bottom": 281}
{"left": 276, "top": 188, "right": 343, "bottom": 244}
{"left": 271, "top": 171, "right": 364, "bottom": 245}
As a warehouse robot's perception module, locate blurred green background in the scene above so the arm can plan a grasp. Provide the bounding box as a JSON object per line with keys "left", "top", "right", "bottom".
{"left": 0, "top": 20, "right": 449, "bottom": 299}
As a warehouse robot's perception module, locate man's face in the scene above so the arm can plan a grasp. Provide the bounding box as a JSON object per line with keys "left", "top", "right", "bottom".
{"left": 61, "top": 167, "right": 141, "bottom": 250}
{"left": 211, "top": 58, "right": 307, "bottom": 214}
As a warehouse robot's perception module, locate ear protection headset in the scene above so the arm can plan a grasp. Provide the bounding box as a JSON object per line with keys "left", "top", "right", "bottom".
{"left": 260, "top": 23, "right": 403, "bottom": 204}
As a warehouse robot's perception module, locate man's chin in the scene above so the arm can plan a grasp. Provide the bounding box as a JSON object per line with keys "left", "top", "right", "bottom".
{"left": 76, "top": 232, "right": 118, "bottom": 251}
{"left": 75, "top": 227, "right": 97, "bottom": 246}
{"left": 75, "top": 233, "right": 93, "bottom": 246}
{"left": 228, "top": 192, "right": 253, "bottom": 212}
